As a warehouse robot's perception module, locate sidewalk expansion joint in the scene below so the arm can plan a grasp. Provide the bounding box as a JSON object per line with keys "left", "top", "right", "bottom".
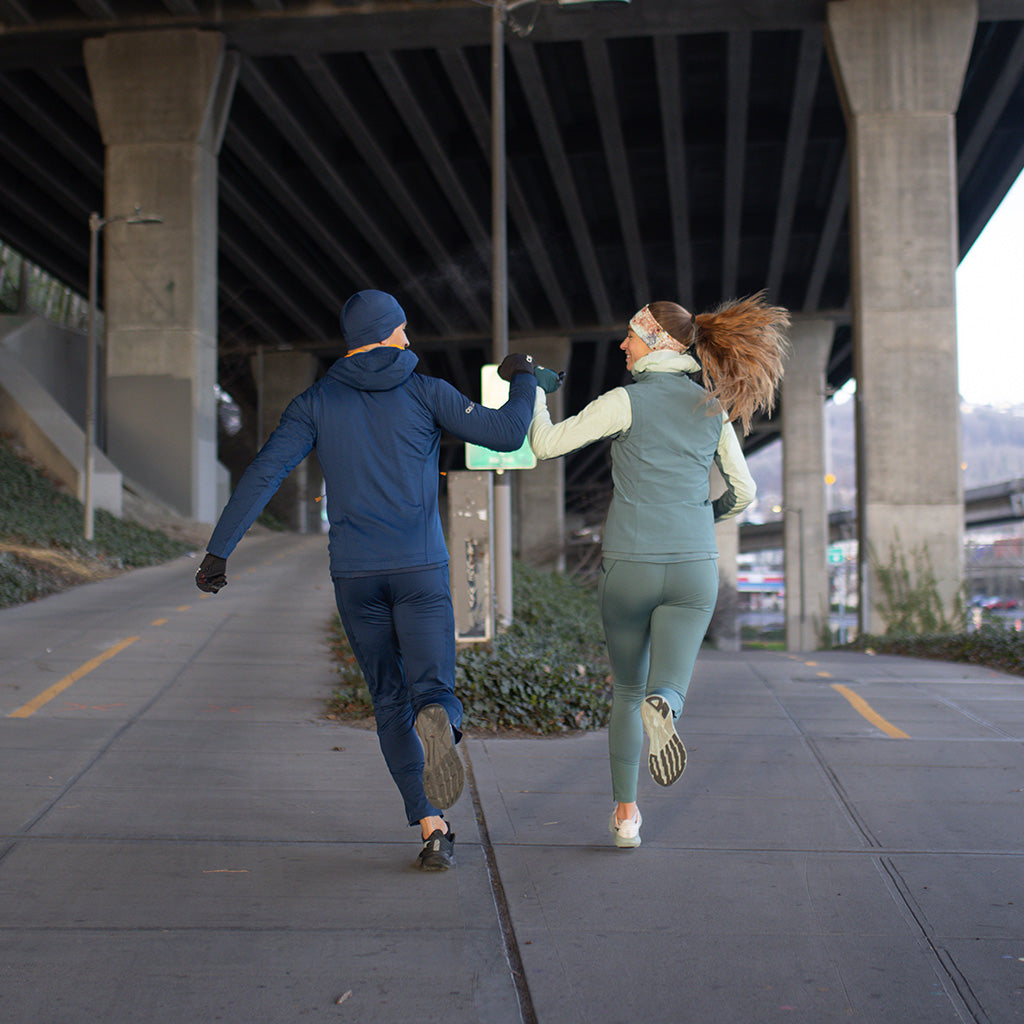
{"left": 758, "top": 671, "right": 886, "bottom": 849}
{"left": 462, "top": 745, "right": 538, "bottom": 1024}
{"left": 877, "top": 856, "right": 990, "bottom": 1024}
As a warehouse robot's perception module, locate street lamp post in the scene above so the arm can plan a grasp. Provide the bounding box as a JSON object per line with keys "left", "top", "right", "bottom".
{"left": 84, "top": 206, "right": 163, "bottom": 540}
{"left": 491, "top": 0, "right": 513, "bottom": 629}
{"left": 487, "top": 0, "right": 629, "bottom": 626}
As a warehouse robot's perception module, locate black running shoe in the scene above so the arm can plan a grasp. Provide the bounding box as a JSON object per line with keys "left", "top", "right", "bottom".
{"left": 418, "top": 829, "right": 456, "bottom": 871}
{"left": 415, "top": 704, "right": 465, "bottom": 808}
{"left": 642, "top": 694, "right": 687, "bottom": 786}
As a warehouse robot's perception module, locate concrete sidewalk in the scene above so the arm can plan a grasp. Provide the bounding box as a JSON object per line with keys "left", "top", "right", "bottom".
{"left": 1, "top": 531, "right": 1022, "bottom": 1023}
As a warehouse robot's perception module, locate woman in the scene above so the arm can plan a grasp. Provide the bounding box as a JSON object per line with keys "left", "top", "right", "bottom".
{"left": 528, "top": 292, "right": 788, "bottom": 848}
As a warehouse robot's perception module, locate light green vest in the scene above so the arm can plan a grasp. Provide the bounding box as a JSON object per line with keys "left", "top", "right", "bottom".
{"left": 601, "top": 368, "right": 722, "bottom": 562}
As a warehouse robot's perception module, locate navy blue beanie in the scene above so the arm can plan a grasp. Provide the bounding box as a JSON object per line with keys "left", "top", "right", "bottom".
{"left": 340, "top": 290, "right": 406, "bottom": 349}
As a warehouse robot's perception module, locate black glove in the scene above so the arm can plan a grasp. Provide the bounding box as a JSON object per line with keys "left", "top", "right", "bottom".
{"left": 535, "top": 366, "right": 564, "bottom": 394}
{"left": 497, "top": 353, "right": 535, "bottom": 381}
{"left": 195, "top": 553, "right": 227, "bottom": 594}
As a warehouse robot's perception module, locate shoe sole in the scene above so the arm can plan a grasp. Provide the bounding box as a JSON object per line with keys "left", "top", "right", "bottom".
{"left": 415, "top": 704, "right": 465, "bottom": 809}
{"left": 418, "top": 853, "right": 455, "bottom": 871}
{"left": 642, "top": 695, "right": 686, "bottom": 786}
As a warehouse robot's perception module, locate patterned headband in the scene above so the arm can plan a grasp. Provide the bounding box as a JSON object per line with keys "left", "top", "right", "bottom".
{"left": 629, "top": 305, "right": 686, "bottom": 352}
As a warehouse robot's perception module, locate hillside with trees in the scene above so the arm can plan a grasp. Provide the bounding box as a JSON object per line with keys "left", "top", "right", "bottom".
{"left": 743, "top": 399, "right": 1024, "bottom": 522}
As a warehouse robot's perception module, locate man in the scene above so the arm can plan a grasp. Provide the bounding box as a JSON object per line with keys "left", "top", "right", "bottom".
{"left": 196, "top": 289, "right": 536, "bottom": 870}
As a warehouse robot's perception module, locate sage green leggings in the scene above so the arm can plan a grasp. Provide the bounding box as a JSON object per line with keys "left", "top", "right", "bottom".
{"left": 599, "top": 557, "right": 718, "bottom": 803}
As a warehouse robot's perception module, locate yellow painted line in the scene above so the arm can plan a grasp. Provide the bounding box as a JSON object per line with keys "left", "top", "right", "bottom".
{"left": 177, "top": 605, "right": 191, "bottom": 612}
{"left": 8, "top": 637, "right": 140, "bottom": 719}
{"left": 831, "top": 683, "right": 910, "bottom": 739}
{"left": 151, "top": 618, "right": 168, "bottom": 626}
{"left": 816, "top": 671, "right": 832, "bottom": 678}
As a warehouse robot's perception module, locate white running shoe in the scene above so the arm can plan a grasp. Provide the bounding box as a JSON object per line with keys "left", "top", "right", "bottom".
{"left": 609, "top": 809, "right": 642, "bottom": 848}
{"left": 642, "top": 695, "right": 686, "bottom": 786}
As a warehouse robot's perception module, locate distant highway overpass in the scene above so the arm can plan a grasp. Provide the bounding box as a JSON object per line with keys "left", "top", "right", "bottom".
{"left": 739, "top": 478, "right": 1024, "bottom": 553}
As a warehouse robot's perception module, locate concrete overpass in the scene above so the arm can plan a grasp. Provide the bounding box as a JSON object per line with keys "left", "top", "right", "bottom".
{"left": 1, "top": 0, "right": 1023, "bottom": 645}
{"left": 740, "top": 478, "right": 1024, "bottom": 553}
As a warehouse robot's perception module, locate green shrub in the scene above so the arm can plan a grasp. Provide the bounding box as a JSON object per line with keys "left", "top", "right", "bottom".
{"left": 847, "top": 620, "right": 1024, "bottom": 677}
{"left": 0, "top": 551, "right": 62, "bottom": 606}
{"left": 326, "top": 561, "right": 612, "bottom": 734}
{"left": 257, "top": 509, "right": 288, "bottom": 532}
{"left": 741, "top": 624, "right": 785, "bottom": 650}
{"left": 89, "top": 509, "right": 193, "bottom": 567}
{"left": 325, "top": 620, "right": 372, "bottom": 716}
{"left": 871, "top": 534, "right": 966, "bottom": 635}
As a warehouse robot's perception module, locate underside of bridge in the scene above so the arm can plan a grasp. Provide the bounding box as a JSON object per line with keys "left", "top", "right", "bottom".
{"left": 1, "top": 0, "right": 1023, "bottom": 641}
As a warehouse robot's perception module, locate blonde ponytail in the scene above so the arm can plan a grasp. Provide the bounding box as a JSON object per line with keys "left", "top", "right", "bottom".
{"left": 690, "top": 291, "right": 789, "bottom": 435}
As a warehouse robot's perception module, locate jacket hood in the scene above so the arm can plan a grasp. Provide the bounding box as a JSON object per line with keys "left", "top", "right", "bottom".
{"left": 327, "top": 347, "right": 419, "bottom": 392}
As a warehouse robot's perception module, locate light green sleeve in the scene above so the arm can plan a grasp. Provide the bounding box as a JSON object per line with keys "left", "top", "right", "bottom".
{"left": 528, "top": 386, "right": 631, "bottom": 460}
{"left": 712, "top": 414, "right": 756, "bottom": 521}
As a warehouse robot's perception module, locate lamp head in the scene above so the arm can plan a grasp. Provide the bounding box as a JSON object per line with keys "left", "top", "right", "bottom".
{"left": 125, "top": 204, "right": 163, "bottom": 225}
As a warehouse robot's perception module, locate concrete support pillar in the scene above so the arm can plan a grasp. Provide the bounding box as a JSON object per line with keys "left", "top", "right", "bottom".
{"left": 827, "top": 0, "right": 973, "bottom": 634}
{"left": 85, "top": 30, "right": 238, "bottom": 522}
{"left": 517, "top": 338, "right": 570, "bottom": 572}
{"left": 711, "top": 515, "right": 740, "bottom": 651}
{"left": 252, "top": 350, "right": 319, "bottom": 532}
{"left": 782, "top": 319, "right": 834, "bottom": 650}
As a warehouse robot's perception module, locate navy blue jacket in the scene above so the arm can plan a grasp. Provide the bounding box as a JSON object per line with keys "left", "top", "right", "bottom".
{"left": 207, "top": 348, "right": 534, "bottom": 575}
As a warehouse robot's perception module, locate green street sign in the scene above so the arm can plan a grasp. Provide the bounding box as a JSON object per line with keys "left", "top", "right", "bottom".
{"left": 828, "top": 546, "right": 844, "bottom": 564}
{"left": 465, "top": 441, "right": 535, "bottom": 470}
{"left": 465, "top": 365, "right": 537, "bottom": 470}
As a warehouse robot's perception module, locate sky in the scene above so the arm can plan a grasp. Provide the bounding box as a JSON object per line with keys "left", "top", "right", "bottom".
{"left": 955, "top": 168, "right": 1024, "bottom": 407}
{"left": 831, "top": 168, "right": 1024, "bottom": 411}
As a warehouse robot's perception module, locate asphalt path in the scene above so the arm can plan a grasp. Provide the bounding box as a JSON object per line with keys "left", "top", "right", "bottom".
{"left": 1, "top": 531, "right": 1022, "bottom": 1023}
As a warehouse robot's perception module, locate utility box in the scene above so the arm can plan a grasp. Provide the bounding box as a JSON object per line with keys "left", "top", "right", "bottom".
{"left": 448, "top": 470, "right": 494, "bottom": 642}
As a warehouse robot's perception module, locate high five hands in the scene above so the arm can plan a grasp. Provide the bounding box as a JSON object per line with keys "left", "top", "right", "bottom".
{"left": 497, "top": 353, "right": 564, "bottom": 394}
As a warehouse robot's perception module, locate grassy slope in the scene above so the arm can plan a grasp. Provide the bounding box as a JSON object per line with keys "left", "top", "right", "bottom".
{"left": 0, "top": 436, "right": 192, "bottom": 607}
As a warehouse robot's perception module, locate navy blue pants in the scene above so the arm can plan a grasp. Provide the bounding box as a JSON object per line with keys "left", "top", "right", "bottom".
{"left": 332, "top": 565, "right": 463, "bottom": 826}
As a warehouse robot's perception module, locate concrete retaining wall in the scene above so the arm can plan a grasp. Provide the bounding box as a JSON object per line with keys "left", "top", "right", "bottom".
{"left": 0, "top": 315, "right": 122, "bottom": 516}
